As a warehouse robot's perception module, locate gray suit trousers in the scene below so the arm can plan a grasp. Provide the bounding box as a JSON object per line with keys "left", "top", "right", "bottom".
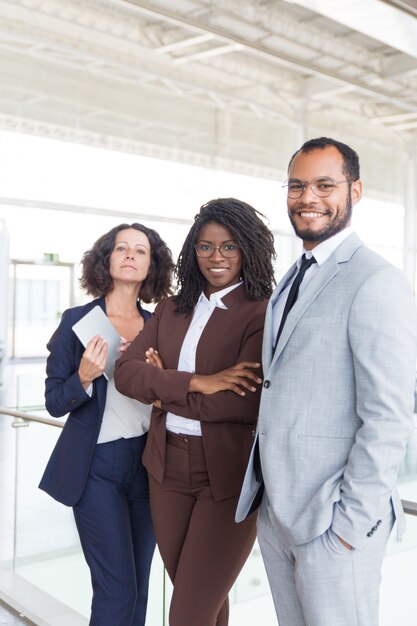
{"left": 258, "top": 496, "right": 394, "bottom": 626}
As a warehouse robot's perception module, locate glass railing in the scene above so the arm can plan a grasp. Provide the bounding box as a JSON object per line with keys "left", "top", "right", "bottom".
{"left": 1, "top": 403, "right": 417, "bottom": 626}
{"left": 0, "top": 404, "right": 272, "bottom": 626}
{"left": 0, "top": 407, "right": 165, "bottom": 626}
{"left": 382, "top": 422, "right": 417, "bottom": 626}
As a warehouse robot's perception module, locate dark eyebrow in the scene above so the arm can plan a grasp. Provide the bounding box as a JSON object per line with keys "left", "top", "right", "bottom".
{"left": 288, "top": 176, "right": 332, "bottom": 181}
{"left": 116, "top": 240, "right": 148, "bottom": 248}
{"left": 198, "top": 238, "right": 238, "bottom": 244}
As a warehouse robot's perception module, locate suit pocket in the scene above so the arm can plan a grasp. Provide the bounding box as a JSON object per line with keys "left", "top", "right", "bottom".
{"left": 325, "top": 528, "right": 354, "bottom": 555}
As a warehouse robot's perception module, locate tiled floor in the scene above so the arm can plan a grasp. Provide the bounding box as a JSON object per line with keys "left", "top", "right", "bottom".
{"left": 0, "top": 601, "right": 35, "bottom": 625}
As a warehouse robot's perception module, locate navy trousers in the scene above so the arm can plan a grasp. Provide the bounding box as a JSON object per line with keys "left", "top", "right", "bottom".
{"left": 73, "top": 435, "right": 156, "bottom": 626}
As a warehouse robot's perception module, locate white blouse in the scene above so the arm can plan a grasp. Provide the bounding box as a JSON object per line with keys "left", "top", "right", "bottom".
{"left": 97, "top": 377, "right": 151, "bottom": 444}
{"left": 166, "top": 282, "right": 243, "bottom": 436}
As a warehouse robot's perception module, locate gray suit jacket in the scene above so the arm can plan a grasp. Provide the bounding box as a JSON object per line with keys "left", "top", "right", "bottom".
{"left": 236, "top": 233, "right": 417, "bottom": 549}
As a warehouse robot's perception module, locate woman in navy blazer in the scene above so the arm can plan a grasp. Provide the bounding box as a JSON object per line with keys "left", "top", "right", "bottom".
{"left": 39, "top": 223, "right": 173, "bottom": 626}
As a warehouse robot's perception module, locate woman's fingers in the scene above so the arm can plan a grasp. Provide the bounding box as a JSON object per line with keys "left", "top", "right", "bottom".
{"left": 84, "top": 335, "right": 106, "bottom": 357}
{"left": 118, "top": 337, "right": 132, "bottom": 353}
{"left": 227, "top": 383, "right": 247, "bottom": 397}
{"left": 190, "top": 363, "right": 262, "bottom": 396}
{"left": 223, "top": 372, "right": 259, "bottom": 394}
{"left": 230, "top": 362, "right": 262, "bottom": 384}
{"left": 79, "top": 336, "right": 108, "bottom": 383}
{"left": 145, "top": 347, "right": 165, "bottom": 369}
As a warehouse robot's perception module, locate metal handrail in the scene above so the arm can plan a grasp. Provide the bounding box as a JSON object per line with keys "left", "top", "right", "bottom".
{"left": 401, "top": 500, "right": 417, "bottom": 517}
{"left": 0, "top": 406, "right": 64, "bottom": 428}
{"left": 0, "top": 406, "right": 417, "bottom": 516}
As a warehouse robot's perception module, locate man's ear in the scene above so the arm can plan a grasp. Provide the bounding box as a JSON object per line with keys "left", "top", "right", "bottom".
{"left": 351, "top": 179, "right": 362, "bottom": 206}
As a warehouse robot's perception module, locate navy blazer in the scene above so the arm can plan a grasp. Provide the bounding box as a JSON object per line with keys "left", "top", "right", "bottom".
{"left": 39, "top": 296, "right": 151, "bottom": 506}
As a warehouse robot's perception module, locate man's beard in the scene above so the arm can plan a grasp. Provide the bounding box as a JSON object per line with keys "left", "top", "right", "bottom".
{"left": 289, "top": 195, "right": 352, "bottom": 244}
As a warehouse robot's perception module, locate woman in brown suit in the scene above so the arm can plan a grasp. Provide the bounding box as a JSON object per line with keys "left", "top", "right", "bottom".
{"left": 114, "top": 198, "right": 275, "bottom": 626}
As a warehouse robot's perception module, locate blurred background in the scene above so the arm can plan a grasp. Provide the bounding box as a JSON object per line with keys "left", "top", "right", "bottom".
{"left": 0, "top": 1, "right": 417, "bottom": 624}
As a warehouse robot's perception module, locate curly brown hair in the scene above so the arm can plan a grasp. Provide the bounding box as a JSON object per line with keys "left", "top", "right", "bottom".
{"left": 80, "top": 223, "right": 174, "bottom": 303}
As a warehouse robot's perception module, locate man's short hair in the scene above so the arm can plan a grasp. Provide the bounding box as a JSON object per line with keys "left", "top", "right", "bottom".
{"left": 288, "top": 137, "right": 360, "bottom": 182}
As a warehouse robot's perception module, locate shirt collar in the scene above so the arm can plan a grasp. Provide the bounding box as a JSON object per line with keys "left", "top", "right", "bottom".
{"left": 300, "top": 226, "right": 354, "bottom": 267}
{"left": 198, "top": 281, "right": 243, "bottom": 310}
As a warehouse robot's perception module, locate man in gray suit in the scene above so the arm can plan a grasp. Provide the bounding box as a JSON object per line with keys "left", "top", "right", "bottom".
{"left": 236, "top": 137, "right": 417, "bottom": 626}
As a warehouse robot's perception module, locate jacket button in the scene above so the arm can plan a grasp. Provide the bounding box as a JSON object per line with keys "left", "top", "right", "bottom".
{"left": 263, "top": 380, "right": 271, "bottom": 389}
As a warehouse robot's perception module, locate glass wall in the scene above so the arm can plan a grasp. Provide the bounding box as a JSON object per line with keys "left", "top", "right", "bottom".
{"left": 353, "top": 198, "right": 405, "bottom": 270}
{"left": 10, "top": 262, "right": 74, "bottom": 358}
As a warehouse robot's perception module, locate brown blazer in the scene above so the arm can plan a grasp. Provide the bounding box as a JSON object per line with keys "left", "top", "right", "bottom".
{"left": 114, "top": 285, "right": 267, "bottom": 501}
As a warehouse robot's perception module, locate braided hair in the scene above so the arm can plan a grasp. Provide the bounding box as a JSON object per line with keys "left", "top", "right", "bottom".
{"left": 175, "top": 198, "right": 276, "bottom": 313}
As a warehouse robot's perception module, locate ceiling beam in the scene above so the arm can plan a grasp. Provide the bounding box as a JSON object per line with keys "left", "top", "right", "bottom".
{"left": 381, "top": 51, "right": 417, "bottom": 77}
{"left": 156, "top": 33, "right": 215, "bottom": 55}
{"left": 288, "top": 0, "right": 417, "bottom": 59}
{"left": 120, "top": 0, "right": 417, "bottom": 115}
{"left": 173, "top": 43, "right": 242, "bottom": 65}
{"left": 380, "top": 0, "right": 417, "bottom": 18}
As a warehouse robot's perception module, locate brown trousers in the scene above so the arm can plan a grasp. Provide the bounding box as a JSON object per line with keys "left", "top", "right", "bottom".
{"left": 149, "top": 431, "right": 257, "bottom": 626}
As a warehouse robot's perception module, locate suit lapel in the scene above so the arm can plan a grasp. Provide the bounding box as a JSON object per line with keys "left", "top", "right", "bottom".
{"left": 271, "top": 257, "right": 340, "bottom": 364}
{"left": 263, "top": 263, "right": 298, "bottom": 370}
{"left": 193, "top": 284, "right": 246, "bottom": 363}
{"left": 270, "top": 232, "right": 364, "bottom": 366}
{"left": 169, "top": 309, "right": 194, "bottom": 366}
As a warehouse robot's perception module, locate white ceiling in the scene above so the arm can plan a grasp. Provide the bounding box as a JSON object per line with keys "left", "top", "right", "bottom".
{"left": 1, "top": 0, "right": 417, "bottom": 196}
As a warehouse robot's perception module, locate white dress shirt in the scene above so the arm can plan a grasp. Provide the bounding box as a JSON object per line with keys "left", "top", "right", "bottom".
{"left": 166, "top": 281, "right": 243, "bottom": 436}
{"left": 272, "top": 227, "right": 354, "bottom": 345}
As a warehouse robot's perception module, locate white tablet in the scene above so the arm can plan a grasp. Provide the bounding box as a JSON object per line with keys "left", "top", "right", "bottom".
{"left": 72, "top": 305, "right": 121, "bottom": 380}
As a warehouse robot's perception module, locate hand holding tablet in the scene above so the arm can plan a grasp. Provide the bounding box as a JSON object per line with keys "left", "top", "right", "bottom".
{"left": 72, "top": 306, "right": 122, "bottom": 380}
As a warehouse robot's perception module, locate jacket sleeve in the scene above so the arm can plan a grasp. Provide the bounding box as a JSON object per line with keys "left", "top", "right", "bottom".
{"left": 114, "top": 300, "right": 193, "bottom": 406}
{"left": 114, "top": 299, "right": 264, "bottom": 425}
{"left": 44, "top": 309, "right": 95, "bottom": 418}
{"left": 160, "top": 321, "right": 263, "bottom": 424}
{"left": 331, "top": 266, "right": 417, "bottom": 547}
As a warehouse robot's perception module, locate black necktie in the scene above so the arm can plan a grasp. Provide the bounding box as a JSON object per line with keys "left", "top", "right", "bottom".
{"left": 246, "top": 254, "right": 317, "bottom": 518}
{"left": 273, "top": 254, "right": 317, "bottom": 353}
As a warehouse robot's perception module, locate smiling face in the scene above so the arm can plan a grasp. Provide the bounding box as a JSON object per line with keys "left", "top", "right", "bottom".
{"left": 287, "top": 146, "right": 362, "bottom": 250}
{"left": 109, "top": 228, "right": 151, "bottom": 288}
{"left": 195, "top": 221, "right": 242, "bottom": 296}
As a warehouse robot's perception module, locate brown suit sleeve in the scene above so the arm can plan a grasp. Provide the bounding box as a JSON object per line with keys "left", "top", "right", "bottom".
{"left": 114, "top": 299, "right": 193, "bottom": 405}
{"left": 160, "top": 319, "right": 263, "bottom": 424}
{"left": 115, "top": 295, "right": 265, "bottom": 425}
